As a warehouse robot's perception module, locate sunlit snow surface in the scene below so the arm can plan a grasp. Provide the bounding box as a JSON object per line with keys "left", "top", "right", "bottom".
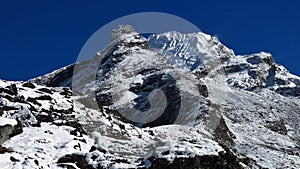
{"left": 1, "top": 123, "right": 94, "bottom": 169}
{"left": 0, "top": 117, "right": 17, "bottom": 126}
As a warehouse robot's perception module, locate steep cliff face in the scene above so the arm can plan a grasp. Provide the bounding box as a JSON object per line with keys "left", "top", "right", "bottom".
{"left": 1, "top": 25, "right": 300, "bottom": 169}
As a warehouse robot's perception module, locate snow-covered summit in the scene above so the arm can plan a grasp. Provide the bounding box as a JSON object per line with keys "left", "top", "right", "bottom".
{"left": 148, "top": 31, "right": 234, "bottom": 72}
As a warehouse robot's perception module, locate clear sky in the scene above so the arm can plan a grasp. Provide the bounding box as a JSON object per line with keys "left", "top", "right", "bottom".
{"left": 0, "top": 0, "right": 299, "bottom": 80}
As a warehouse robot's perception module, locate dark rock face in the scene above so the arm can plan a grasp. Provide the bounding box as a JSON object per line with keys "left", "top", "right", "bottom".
{"left": 35, "top": 95, "right": 52, "bottom": 101}
{"left": 57, "top": 154, "right": 93, "bottom": 169}
{"left": 98, "top": 45, "right": 126, "bottom": 78}
{"left": 35, "top": 112, "right": 53, "bottom": 124}
{"left": 0, "top": 121, "right": 23, "bottom": 145}
{"left": 22, "top": 82, "right": 36, "bottom": 89}
{"left": 0, "top": 107, "right": 3, "bottom": 116}
{"left": 10, "top": 156, "right": 20, "bottom": 162}
{"left": 275, "top": 86, "right": 300, "bottom": 97}
{"left": 213, "top": 117, "right": 236, "bottom": 147}
{"left": 13, "top": 95, "right": 25, "bottom": 103}
{"left": 95, "top": 93, "right": 113, "bottom": 107}
{"left": 194, "top": 68, "right": 210, "bottom": 78}
{"left": 37, "top": 88, "right": 53, "bottom": 94}
{"left": 96, "top": 72, "right": 182, "bottom": 128}
{"left": 0, "top": 146, "right": 13, "bottom": 154}
{"left": 27, "top": 97, "right": 42, "bottom": 106}
{"left": 149, "top": 151, "right": 245, "bottom": 169}
{"left": 128, "top": 72, "right": 181, "bottom": 127}
{"left": 266, "top": 119, "right": 288, "bottom": 135}
{"left": 8, "top": 121, "right": 23, "bottom": 138}
{"left": 197, "top": 84, "right": 208, "bottom": 97}
{"left": 49, "top": 65, "right": 74, "bottom": 87}
{"left": 224, "top": 63, "right": 249, "bottom": 74}
{"left": 60, "top": 87, "right": 72, "bottom": 97}
{"left": 1, "top": 84, "right": 18, "bottom": 96}
{"left": 0, "top": 106, "right": 19, "bottom": 111}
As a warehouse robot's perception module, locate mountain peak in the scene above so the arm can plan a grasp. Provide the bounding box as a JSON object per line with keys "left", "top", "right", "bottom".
{"left": 110, "top": 24, "right": 137, "bottom": 41}
{"left": 6, "top": 25, "right": 299, "bottom": 169}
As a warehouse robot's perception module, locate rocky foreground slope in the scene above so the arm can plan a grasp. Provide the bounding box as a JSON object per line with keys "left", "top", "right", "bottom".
{"left": 1, "top": 25, "right": 300, "bottom": 169}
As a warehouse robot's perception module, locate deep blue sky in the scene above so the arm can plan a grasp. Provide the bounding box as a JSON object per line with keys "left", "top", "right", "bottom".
{"left": 0, "top": 1, "right": 300, "bottom": 80}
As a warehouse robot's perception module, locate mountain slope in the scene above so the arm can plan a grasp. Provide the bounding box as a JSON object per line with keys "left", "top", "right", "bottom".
{"left": 0, "top": 25, "right": 299, "bottom": 169}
